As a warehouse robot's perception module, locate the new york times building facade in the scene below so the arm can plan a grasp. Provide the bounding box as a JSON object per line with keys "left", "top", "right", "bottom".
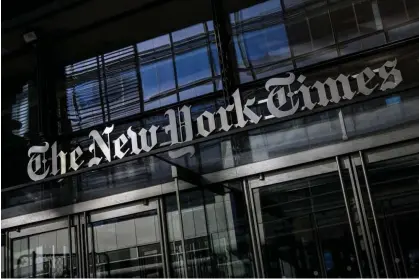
{"left": 2, "top": 0, "right": 419, "bottom": 277}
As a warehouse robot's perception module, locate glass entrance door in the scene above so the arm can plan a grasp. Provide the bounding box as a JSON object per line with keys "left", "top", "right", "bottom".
{"left": 251, "top": 161, "right": 365, "bottom": 278}
{"left": 7, "top": 218, "right": 76, "bottom": 278}
{"left": 87, "top": 200, "right": 164, "bottom": 278}
{"left": 353, "top": 149, "right": 419, "bottom": 278}
{"left": 248, "top": 141, "right": 419, "bottom": 278}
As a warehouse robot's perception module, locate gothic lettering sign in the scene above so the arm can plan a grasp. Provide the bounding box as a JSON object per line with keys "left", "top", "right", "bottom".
{"left": 27, "top": 59, "right": 403, "bottom": 181}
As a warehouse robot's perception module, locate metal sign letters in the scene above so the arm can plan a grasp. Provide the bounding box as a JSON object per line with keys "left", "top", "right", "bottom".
{"left": 27, "top": 59, "right": 403, "bottom": 181}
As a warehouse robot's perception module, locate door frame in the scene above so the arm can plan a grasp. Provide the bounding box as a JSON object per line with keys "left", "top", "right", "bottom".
{"left": 5, "top": 217, "right": 73, "bottom": 278}
{"left": 85, "top": 197, "right": 169, "bottom": 278}
{"left": 245, "top": 139, "right": 419, "bottom": 278}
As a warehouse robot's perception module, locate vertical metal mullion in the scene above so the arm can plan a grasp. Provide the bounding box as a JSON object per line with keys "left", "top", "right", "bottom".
{"left": 242, "top": 179, "right": 264, "bottom": 278}
{"left": 5, "top": 232, "right": 9, "bottom": 278}
{"left": 233, "top": 13, "right": 257, "bottom": 81}
{"left": 279, "top": 0, "right": 297, "bottom": 70}
{"left": 308, "top": 181, "right": 327, "bottom": 278}
{"left": 392, "top": 217, "right": 408, "bottom": 277}
{"left": 211, "top": 0, "right": 239, "bottom": 102}
{"left": 201, "top": 190, "right": 218, "bottom": 277}
{"left": 306, "top": 17, "right": 315, "bottom": 51}
{"left": 95, "top": 56, "right": 107, "bottom": 124}
{"left": 336, "top": 156, "right": 363, "bottom": 277}
{"left": 326, "top": 0, "right": 341, "bottom": 56}
{"left": 90, "top": 220, "right": 97, "bottom": 278}
{"left": 402, "top": 0, "right": 409, "bottom": 20}
{"left": 203, "top": 21, "right": 218, "bottom": 93}
{"left": 158, "top": 198, "right": 171, "bottom": 278}
{"left": 68, "top": 215, "right": 74, "bottom": 278}
{"left": 248, "top": 179, "right": 266, "bottom": 278}
{"left": 76, "top": 215, "right": 84, "bottom": 278}
{"left": 83, "top": 212, "right": 90, "bottom": 278}
{"left": 174, "top": 177, "right": 188, "bottom": 278}
{"left": 133, "top": 45, "right": 145, "bottom": 113}
{"left": 100, "top": 55, "right": 111, "bottom": 122}
{"left": 359, "top": 151, "right": 389, "bottom": 277}
{"left": 347, "top": 156, "right": 377, "bottom": 277}
{"left": 350, "top": 156, "right": 380, "bottom": 277}
{"left": 219, "top": 189, "right": 235, "bottom": 277}
{"left": 169, "top": 33, "right": 180, "bottom": 102}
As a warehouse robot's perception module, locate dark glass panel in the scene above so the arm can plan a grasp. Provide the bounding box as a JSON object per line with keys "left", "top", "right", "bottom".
{"left": 90, "top": 210, "right": 163, "bottom": 278}
{"left": 12, "top": 228, "right": 76, "bottom": 278}
{"left": 255, "top": 172, "right": 362, "bottom": 278}
{"left": 378, "top": 0, "right": 408, "bottom": 28}
{"left": 165, "top": 188, "right": 254, "bottom": 278}
{"left": 357, "top": 154, "right": 419, "bottom": 277}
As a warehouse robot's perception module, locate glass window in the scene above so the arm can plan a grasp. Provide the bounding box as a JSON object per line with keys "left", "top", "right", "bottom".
{"left": 230, "top": 0, "right": 291, "bottom": 82}
{"left": 61, "top": 21, "right": 221, "bottom": 132}
{"left": 12, "top": 228, "right": 76, "bottom": 278}
{"left": 362, "top": 154, "right": 419, "bottom": 277}
{"left": 138, "top": 21, "right": 221, "bottom": 111}
{"left": 331, "top": 1, "right": 382, "bottom": 43}
{"left": 165, "top": 189, "right": 255, "bottom": 278}
{"left": 138, "top": 35, "right": 176, "bottom": 103}
{"left": 331, "top": 4, "right": 359, "bottom": 42}
{"left": 90, "top": 211, "right": 163, "bottom": 278}
{"left": 406, "top": 0, "right": 419, "bottom": 19}
{"left": 387, "top": 20, "right": 419, "bottom": 41}
{"left": 378, "top": 0, "right": 408, "bottom": 28}
{"left": 255, "top": 172, "right": 363, "bottom": 278}
{"left": 103, "top": 47, "right": 142, "bottom": 122}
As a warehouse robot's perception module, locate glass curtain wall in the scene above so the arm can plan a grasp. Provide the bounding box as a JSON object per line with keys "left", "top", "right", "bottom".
{"left": 165, "top": 188, "right": 255, "bottom": 278}
{"left": 355, "top": 153, "right": 419, "bottom": 277}
{"left": 11, "top": 228, "right": 76, "bottom": 278}
{"left": 61, "top": 21, "right": 221, "bottom": 133}
{"left": 88, "top": 210, "right": 163, "bottom": 278}
{"left": 253, "top": 171, "right": 367, "bottom": 278}
{"left": 229, "top": 0, "right": 419, "bottom": 83}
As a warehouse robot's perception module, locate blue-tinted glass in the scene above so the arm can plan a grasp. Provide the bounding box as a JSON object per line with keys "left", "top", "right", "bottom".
{"left": 241, "top": 25, "right": 291, "bottom": 66}
{"left": 137, "top": 35, "right": 171, "bottom": 52}
{"left": 296, "top": 49, "right": 338, "bottom": 68}
{"left": 231, "top": 0, "right": 291, "bottom": 82}
{"left": 206, "top": 21, "right": 214, "bottom": 31}
{"left": 175, "top": 47, "right": 211, "bottom": 87}
{"left": 140, "top": 59, "right": 176, "bottom": 101}
{"left": 233, "top": 39, "right": 246, "bottom": 69}
{"left": 144, "top": 94, "right": 177, "bottom": 111}
{"left": 172, "top": 24, "right": 205, "bottom": 42}
{"left": 230, "top": 0, "right": 281, "bottom": 22}
{"left": 179, "top": 82, "right": 214, "bottom": 101}
{"left": 210, "top": 44, "right": 220, "bottom": 75}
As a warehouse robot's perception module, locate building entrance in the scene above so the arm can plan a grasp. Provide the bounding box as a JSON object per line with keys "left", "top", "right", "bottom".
{"left": 3, "top": 138, "right": 419, "bottom": 278}
{"left": 5, "top": 218, "right": 76, "bottom": 278}
{"left": 87, "top": 200, "right": 164, "bottom": 278}
{"left": 248, "top": 140, "right": 419, "bottom": 278}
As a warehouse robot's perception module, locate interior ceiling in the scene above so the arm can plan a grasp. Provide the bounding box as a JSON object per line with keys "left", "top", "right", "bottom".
{"left": 1, "top": 0, "right": 262, "bottom": 80}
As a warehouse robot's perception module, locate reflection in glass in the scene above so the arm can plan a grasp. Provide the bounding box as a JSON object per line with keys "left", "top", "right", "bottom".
{"left": 357, "top": 154, "right": 419, "bottom": 277}
{"left": 12, "top": 228, "right": 76, "bottom": 278}
{"left": 254, "top": 172, "right": 362, "bottom": 278}
{"left": 229, "top": 0, "right": 418, "bottom": 83}
{"left": 165, "top": 188, "right": 254, "bottom": 278}
{"left": 138, "top": 21, "right": 221, "bottom": 111}
{"left": 232, "top": 109, "right": 342, "bottom": 166}
{"left": 343, "top": 88, "right": 419, "bottom": 139}
{"left": 63, "top": 21, "right": 221, "bottom": 132}
{"left": 231, "top": 0, "right": 291, "bottom": 82}
{"left": 89, "top": 211, "right": 163, "bottom": 278}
